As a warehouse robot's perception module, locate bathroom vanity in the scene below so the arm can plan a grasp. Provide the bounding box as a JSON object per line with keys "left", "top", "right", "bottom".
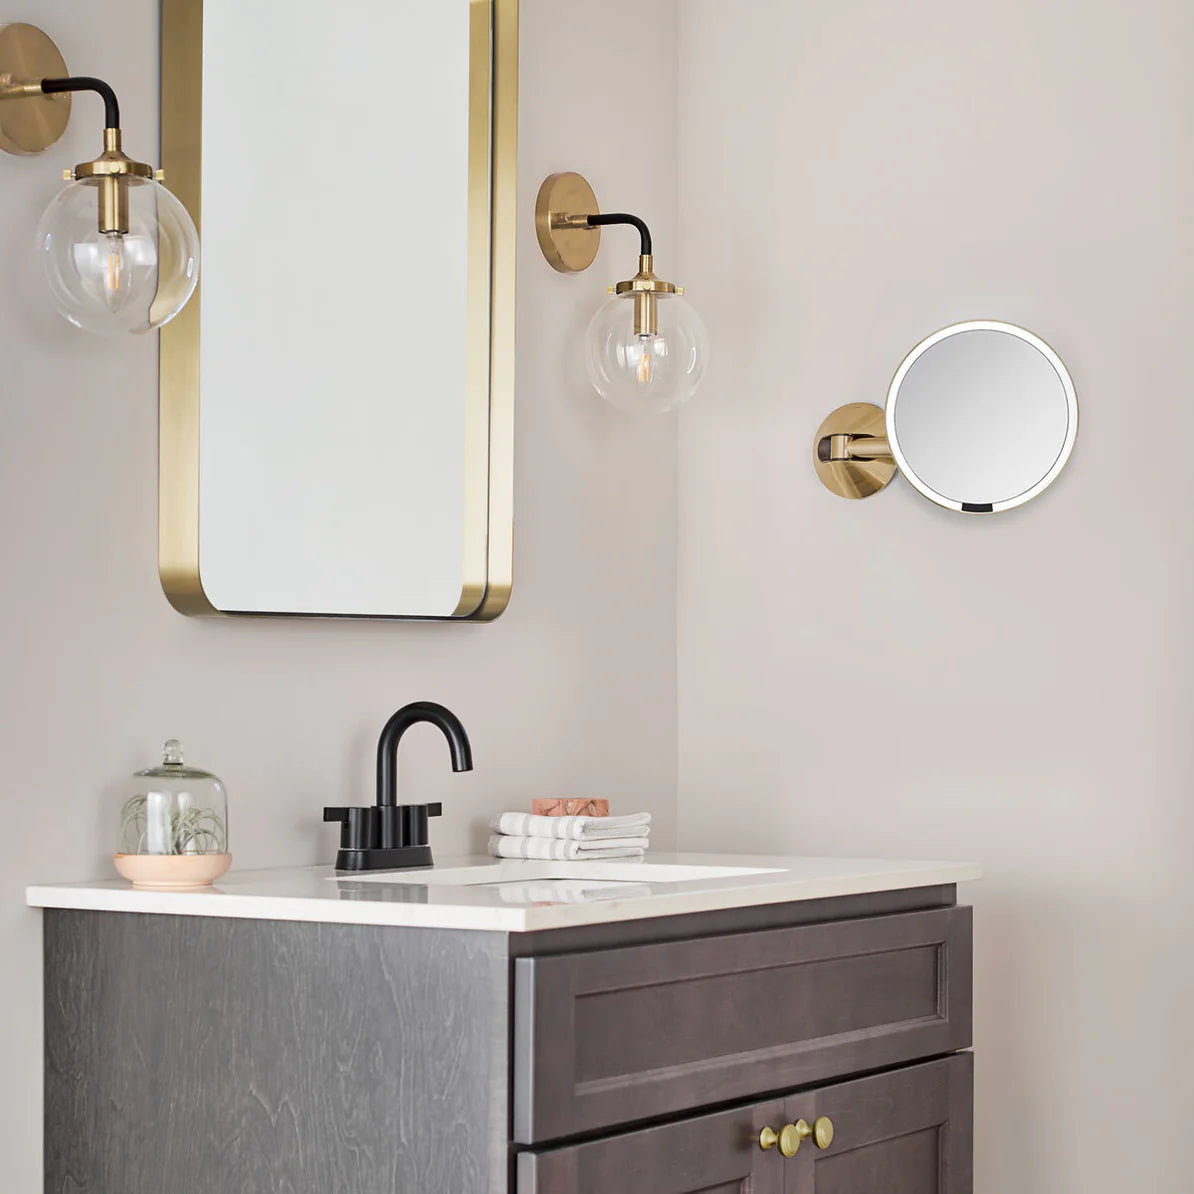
{"left": 28, "top": 854, "right": 980, "bottom": 1193}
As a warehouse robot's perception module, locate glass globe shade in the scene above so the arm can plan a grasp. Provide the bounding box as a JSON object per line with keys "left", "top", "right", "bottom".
{"left": 584, "top": 291, "right": 708, "bottom": 414}
{"left": 36, "top": 176, "right": 200, "bottom": 335}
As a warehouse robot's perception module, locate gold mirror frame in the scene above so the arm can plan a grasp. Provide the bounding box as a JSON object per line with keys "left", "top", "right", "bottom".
{"left": 158, "top": 0, "right": 517, "bottom": 620}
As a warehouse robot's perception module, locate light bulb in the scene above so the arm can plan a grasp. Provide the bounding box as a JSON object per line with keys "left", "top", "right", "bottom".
{"left": 634, "top": 335, "right": 655, "bottom": 385}
{"left": 36, "top": 176, "right": 199, "bottom": 335}
{"left": 99, "top": 232, "right": 132, "bottom": 314}
{"left": 585, "top": 291, "right": 708, "bottom": 414}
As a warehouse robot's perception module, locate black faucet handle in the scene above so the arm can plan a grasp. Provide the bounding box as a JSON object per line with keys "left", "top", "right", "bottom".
{"left": 428, "top": 803, "right": 442, "bottom": 818}
{"left": 323, "top": 806, "right": 377, "bottom": 850}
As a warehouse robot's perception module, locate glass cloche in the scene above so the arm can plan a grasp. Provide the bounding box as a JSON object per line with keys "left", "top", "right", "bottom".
{"left": 114, "top": 740, "right": 231, "bottom": 889}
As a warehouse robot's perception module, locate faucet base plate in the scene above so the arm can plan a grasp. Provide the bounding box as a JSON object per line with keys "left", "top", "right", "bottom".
{"left": 335, "top": 846, "right": 434, "bottom": 873}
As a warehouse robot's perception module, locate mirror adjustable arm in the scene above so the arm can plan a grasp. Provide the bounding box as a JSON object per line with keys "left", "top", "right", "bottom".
{"left": 818, "top": 433, "right": 893, "bottom": 464}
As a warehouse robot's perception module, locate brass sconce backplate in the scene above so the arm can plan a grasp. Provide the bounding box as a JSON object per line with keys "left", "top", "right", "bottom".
{"left": 0, "top": 23, "right": 70, "bottom": 155}
{"left": 813, "top": 402, "right": 897, "bottom": 500}
{"left": 536, "top": 171, "right": 600, "bottom": 273}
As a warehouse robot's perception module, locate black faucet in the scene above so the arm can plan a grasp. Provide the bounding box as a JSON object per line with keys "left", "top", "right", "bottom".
{"left": 324, "top": 702, "right": 473, "bottom": 872}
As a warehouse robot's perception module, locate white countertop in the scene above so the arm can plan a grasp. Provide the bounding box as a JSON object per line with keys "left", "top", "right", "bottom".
{"left": 26, "top": 853, "right": 980, "bottom": 933}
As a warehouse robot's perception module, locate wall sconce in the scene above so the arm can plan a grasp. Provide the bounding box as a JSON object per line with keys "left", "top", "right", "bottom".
{"left": 535, "top": 171, "right": 707, "bottom": 414}
{"left": 0, "top": 22, "right": 199, "bottom": 335}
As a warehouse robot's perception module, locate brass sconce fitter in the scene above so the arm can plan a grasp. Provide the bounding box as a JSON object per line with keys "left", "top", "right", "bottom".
{"left": 536, "top": 171, "right": 708, "bottom": 414}
{"left": 0, "top": 22, "right": 199, "bottom": 335}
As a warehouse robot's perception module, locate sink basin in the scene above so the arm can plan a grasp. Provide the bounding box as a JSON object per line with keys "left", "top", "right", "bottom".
{"left": 335, "top": 861, "right": 786, "bottom": 888}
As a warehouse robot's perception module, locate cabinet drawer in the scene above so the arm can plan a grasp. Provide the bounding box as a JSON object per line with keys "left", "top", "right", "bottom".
{"left": 514, "top": 905, "right": 971, "bottom": 1143}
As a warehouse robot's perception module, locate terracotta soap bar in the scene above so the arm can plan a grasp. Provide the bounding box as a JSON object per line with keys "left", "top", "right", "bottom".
{"left": 531, "top": 799, "right": 610, "bottom": 817}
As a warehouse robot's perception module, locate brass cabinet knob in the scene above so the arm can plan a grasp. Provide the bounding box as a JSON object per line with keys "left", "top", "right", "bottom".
{"left": 760, "top": 1118, "right": 834, "bottom": 1157}
{"left": 781, "top": 1120, "right": 813, "bottom": 1156}
{"left": 813, "top": 1116, "right": 835, "bottom": 1150}
{"left": 759, "top": 1123, "right": 807, "bottom": 1156}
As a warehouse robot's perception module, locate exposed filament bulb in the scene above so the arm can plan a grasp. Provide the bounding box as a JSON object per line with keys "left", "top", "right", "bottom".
{"left": 632, "top": 287, "right": 660, "bottom": 386}
{"left": 637, "top": 336, "right": 654, "bottom": 385}
{"left": 100, "top": 231, "right": 132, "bottom": 314}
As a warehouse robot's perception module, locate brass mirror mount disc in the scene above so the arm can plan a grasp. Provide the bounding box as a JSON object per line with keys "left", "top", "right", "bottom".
{"left": 536, "top": 171, "right": 600, "bottom": 273}
{"left": 0, "top": 24, "right": 71, "bottom": 155}
{"left": 813, "top": 402, "right": 898, "bottom": 499}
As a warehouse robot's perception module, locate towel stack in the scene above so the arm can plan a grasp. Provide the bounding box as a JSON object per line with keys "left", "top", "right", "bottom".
{"left": 488, "top": 811, "right": 651, "bottom": 861}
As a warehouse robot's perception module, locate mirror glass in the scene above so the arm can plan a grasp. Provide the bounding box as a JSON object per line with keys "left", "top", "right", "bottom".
{"left": 886, "top": 322, "right": 1077, "bottom": 513}
{"left": 158, "top": 0, "right": 515, "bottom": 619}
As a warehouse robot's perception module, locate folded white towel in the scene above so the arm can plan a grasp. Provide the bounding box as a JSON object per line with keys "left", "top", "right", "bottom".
{"left": 488, "top": 835, "right": 647, "bottom": 862}
{"left": 489, "top": 812, "right": 651, "bottom": 842}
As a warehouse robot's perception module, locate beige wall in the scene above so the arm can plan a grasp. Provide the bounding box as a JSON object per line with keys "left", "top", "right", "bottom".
{"left": 7, "top": 2, "right": 1191, "bottom": 1189}
{"left": 0, "top": 2, "right": 678, "bottom": 1188}
{"left": 676, "top": 0, "right": 1194, "bottom": 1190}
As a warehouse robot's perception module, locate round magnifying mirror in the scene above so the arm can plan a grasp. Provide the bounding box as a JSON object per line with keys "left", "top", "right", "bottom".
{"left": 885, "top": 321, "right": 1077, "bottom": 513}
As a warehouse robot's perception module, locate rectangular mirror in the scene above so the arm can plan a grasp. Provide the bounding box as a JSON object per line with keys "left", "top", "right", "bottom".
{"left": 158, "top": 0, "right": 516, "bottom": 619}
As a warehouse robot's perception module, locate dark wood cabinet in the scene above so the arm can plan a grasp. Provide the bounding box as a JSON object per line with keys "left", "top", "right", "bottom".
{"left": 43, "top": 885, "right": 973, "bottom": 1193}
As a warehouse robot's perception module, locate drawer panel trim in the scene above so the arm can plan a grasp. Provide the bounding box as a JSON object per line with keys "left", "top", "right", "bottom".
{"left": 513, "top": 905, "right": 972, "bottom": 1143}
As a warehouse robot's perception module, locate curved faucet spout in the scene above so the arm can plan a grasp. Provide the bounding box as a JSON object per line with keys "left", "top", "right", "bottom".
{"left": 376, "top": 702, "right": 473, "bottom": 807}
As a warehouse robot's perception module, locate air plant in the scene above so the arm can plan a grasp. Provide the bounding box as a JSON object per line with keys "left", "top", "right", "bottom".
{"left": 119, "top": 793, "right": 226, "bottom": 856}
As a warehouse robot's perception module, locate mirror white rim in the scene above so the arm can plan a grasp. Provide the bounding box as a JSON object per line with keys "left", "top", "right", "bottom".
{"left": 885, "top": 320, "right": 1078, "bottom": 513}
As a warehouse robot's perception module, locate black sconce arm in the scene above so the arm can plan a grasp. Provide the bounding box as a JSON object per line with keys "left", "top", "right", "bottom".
{"left": 0, "top": 73, "right": 122, "bottom": 130}
{"left": 586, "top": 212, "right": 653, "bottom": 257}
{"left": 39, "top": 76, "right": 121, "bottom": 129}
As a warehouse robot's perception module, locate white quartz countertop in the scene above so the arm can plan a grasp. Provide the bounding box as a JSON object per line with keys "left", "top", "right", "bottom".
{"left": 27, "top": 853, "right": 980, "bottom": 933}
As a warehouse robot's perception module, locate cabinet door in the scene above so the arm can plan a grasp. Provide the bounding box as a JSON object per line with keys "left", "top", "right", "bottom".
{"left": 784, "top": 1055, "right": 973, "bottom": 1194}
{"left": 517, "top": 1097, "right": 785, "bottom": 1194}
